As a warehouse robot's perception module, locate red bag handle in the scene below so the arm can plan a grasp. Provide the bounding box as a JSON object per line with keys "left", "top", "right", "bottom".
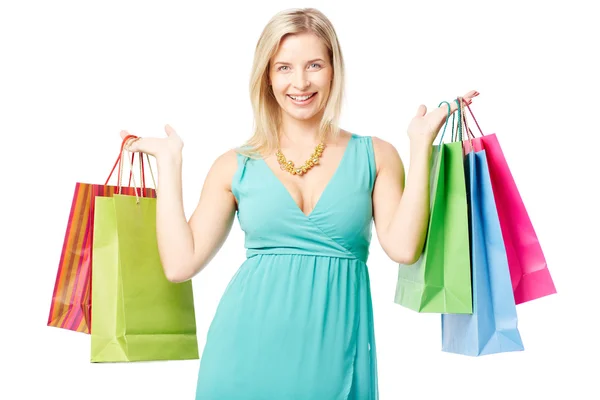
{"left": 104, "top": 135, "right": 148, "bottom": 196}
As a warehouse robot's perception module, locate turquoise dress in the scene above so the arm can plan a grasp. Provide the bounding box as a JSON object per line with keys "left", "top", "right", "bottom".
{"left": 195, "top": 133, "right": 379, "bottom": 399}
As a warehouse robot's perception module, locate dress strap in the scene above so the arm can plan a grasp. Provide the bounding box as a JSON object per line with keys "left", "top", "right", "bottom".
{"left": 350, "top": 133, "right": 376, "bottom": 191}
{"left": 231, "top": 150, "right": 250, "bottom": 203}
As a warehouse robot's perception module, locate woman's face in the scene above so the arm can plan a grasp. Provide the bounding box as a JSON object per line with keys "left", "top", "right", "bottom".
{"left": 269, "top": 32, "right": 333, "bottom": 124}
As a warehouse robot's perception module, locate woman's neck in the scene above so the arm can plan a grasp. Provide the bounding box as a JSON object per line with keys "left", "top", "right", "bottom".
{"left": 278, "top": 113, "right": 325, "bottom": 148}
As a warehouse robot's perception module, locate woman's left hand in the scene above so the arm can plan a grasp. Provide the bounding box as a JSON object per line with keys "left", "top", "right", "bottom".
{"left": 407, "top": 90, "right": 479, "bottom": 150}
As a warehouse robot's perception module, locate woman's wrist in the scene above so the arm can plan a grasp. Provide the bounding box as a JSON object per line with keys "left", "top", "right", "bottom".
{"left": 409, "top": 141, "right": 433, "bottom": 161}
{"left": 156, "top": 149, "right": 183, "bottom": 166}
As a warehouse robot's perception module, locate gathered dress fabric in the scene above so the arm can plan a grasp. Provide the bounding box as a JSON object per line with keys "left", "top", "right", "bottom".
{"left": 195, "top": 134, "right": 379, "bottom": 399}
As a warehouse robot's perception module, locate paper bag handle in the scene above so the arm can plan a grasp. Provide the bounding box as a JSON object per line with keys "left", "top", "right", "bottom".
{"left": 105, "top": 135, "right": 143, "bottom": 186}
{"left": 118, "top": 141, "right": 157, "bottom": 202}
{"left": 104, "top": 134, "right": 155, "bottom": 197}
{"left": 436, "top": 100, "right": 453, "bottom": 147}
{"left": 464, "top": 103, "right": 485, "bottom": 137}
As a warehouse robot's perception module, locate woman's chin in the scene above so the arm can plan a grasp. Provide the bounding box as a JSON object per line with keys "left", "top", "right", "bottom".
{"left": 282, "top": 108, "right": 323, "bottom": 123}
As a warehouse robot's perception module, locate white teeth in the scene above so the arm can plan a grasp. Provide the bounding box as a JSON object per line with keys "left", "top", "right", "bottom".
{"left": 289, "top": 93, "right": 314, "bottom": 101}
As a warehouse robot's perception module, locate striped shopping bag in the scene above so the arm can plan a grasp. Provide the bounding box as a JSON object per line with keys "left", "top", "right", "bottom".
{"left": 47, "top": 135, "right": 155, "bottom": 333}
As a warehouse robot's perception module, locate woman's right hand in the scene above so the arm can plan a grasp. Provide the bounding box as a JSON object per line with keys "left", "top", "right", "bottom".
{"left": 120, "top": 124, "right": 184, "bottom": 160}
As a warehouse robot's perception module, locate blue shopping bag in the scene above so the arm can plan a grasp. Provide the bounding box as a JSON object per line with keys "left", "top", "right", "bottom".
{"left": 441, "top": 149, "right": 524, "bottom": 356}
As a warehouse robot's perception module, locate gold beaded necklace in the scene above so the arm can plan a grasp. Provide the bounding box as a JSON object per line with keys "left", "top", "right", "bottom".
{"left": 276, "top": 142, "right": 325, "bottom": 176}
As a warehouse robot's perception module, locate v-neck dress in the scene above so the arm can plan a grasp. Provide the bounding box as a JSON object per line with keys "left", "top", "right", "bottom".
{"left": 194, "top": 133, "right": 379, "bottom": 399}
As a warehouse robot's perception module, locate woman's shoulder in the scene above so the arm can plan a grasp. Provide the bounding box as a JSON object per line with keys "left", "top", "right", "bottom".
{"left": 344, "top": 130, "right": 398, "bottom": 156}
{"left": 214, "top": 148, "right": 241, "bottom": 168}
{"left": 345, "top": 131, "right": 402, "bottom": 175}
{"left": 206, "top": 148, "right": 242, "bottom": 191}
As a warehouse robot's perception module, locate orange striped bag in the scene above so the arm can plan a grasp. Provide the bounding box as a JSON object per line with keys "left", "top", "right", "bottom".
{"left": 47, "top": 136, "right": 156, "bottom": 333}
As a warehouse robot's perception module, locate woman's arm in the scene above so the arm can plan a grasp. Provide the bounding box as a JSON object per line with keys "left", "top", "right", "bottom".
{"left": 372, "top": 138, "right": 431, "bottom": 264}
{"left": 156, "top": 149, "right": 238, "bottom": 282}
{"left": 372, "top": 91, "right": 478, "bottom": 264}
{"left": 122, "top": 126, "right": 238, "bottom": 282}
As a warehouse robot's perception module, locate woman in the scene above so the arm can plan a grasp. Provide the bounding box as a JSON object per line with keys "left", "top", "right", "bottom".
{"left": 122, "top": 7, "right": 477, "bottom": 399}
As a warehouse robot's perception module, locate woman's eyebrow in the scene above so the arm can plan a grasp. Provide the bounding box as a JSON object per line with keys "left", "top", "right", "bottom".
{"left": 273, "top": 58, "right": 326, "bottom": 65}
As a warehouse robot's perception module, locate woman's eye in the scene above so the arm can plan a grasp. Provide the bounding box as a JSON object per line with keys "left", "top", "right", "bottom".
{"left": 278, "top": 66, "right": 289, "bottom": 71}
{"left": 310, "top": 63, "right": 322, "bottom": 69}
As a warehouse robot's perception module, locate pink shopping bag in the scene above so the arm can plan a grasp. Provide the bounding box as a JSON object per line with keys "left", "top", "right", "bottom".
{"left": 461, "top": 103, "right": 556, "bottom": 304}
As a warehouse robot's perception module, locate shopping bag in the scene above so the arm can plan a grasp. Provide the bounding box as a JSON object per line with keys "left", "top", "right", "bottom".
{"left": 394, "top": 100, "right": 472, "bottom": 313}
{"left": 462, "top": 104, "right": 556, "bottom": 304}
{"left": 90, "top": 151, "right": 199, "bottom": 362}
{"left": 442, "top": 104, "right": 524, "bottom": 356}
{"left": 47, "top": 136, "right": 154, "bottom": 334}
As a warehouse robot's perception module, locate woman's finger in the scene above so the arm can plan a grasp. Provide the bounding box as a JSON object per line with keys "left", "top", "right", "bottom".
{"left": 124, "top": 137, "right": 141, "bottom": 152}
{"left": 463, "top": 90, "right": 479, "bottom": 101}
{"left": 165, "top": 124, "right": 177, "bottom": 137}
{"left": 120, "top": 130, "right": 129, "bottom": 140}
{"left": 415, "top": 104, "right": 427, "bottom": 117}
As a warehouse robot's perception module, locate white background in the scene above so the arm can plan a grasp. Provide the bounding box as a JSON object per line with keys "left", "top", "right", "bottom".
{"left": 1, "top": 0, "right": 598, "bottom": 399}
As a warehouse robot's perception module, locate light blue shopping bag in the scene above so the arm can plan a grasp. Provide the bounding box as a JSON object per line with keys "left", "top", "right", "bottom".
{"left": 441, "top": 149, "right": 524, "bottom": 356}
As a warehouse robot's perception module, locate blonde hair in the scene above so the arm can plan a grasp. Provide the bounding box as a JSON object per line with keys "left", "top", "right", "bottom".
{"left": 239, "top": 8, "right": 345, "bottom": 158}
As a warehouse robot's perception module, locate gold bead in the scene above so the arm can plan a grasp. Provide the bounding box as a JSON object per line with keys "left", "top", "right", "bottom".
{"left": 275, "top": 141, "right": 325, "bottom": 176}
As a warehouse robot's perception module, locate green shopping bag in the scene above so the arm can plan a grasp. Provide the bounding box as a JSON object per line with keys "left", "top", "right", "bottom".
{"left": 394, "top": 100, "right": 472, "bottom": 313}
{"left": 90, "top": 154, "right": 199, "bottom": 362}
